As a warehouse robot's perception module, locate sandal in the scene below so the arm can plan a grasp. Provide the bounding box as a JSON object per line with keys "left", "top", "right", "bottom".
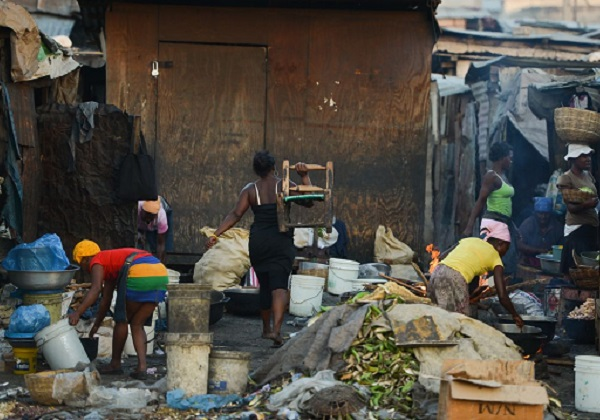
{"left": 97, "top": 365, "right": 125, "bottom": 375}
{"left": 130, "top": 370, "right": 148, "bottom": 380}
{"left": 269, "top": 336, "right": 285, "bottom": 348}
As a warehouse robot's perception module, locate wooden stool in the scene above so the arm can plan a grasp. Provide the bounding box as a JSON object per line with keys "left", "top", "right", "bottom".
{"left": 276, "top": 160, "right": 333, "bottom": 233}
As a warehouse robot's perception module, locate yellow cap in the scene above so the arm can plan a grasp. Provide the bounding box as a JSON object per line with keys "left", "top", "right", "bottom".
{"left": 72, "top": 240, "right": 101, "bottom": 264}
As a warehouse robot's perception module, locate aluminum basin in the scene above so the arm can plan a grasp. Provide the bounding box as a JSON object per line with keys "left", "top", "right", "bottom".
{"left": 7, "top": 265, "right": 80, "bottom": 291}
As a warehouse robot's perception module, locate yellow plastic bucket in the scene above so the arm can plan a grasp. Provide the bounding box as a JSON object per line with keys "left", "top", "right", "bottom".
{"left": 13, "top": 347, "right": 37, "bottom": 374}
{"left": 23, "top": 292, "right": 63, "bottom": 324}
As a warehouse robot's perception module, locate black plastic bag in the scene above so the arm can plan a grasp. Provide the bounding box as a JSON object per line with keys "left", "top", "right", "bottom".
{"left": 117, "top": 133, "right": 158, "bottom": 201}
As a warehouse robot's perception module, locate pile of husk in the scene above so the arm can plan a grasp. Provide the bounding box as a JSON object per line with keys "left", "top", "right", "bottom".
{"left": 338, "top": 292, "right": 420, "bottom": 414}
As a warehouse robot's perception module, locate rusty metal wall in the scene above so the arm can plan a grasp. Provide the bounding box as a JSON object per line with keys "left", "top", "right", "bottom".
{"left": 106, "top": 5, "right": 435, "bottom": 261}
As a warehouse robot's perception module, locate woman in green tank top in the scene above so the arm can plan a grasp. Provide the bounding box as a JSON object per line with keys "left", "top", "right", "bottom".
{"left": 463, "top": 142, "right": 519, "bottom": 275}
{"left": 464, "top": 142, "right": 514, "bottom": 234}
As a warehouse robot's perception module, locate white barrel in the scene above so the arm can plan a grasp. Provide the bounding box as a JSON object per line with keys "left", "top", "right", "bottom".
{"left": 575, "top": 355, "right": 600, "bottom": 413}
{"left": 289, "top": 275, "right": 325, "bottom": 317}
{"left": 327, "top": 259, "right": 359, "bottom": 295}
{"left": 35, "top": 318, "right": 90, "bottom": 370}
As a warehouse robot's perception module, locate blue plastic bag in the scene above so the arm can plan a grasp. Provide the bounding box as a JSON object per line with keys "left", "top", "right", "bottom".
{"left": 8, "top": 304, "right": 51, "bottom": 333}
{"left": 2, "top": 233, "right": 70, "bottom": 271}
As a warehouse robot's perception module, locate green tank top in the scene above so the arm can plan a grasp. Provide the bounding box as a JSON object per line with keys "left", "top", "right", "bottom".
{"left": 486, "top": 176, "right": 514, "bottom": 217}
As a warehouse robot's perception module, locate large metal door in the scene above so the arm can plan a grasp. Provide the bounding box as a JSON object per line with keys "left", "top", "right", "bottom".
{"left": 157, "top": 43, "right": 267, "bottom": 253}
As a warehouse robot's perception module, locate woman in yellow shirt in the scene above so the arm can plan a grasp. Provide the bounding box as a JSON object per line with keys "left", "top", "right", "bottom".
{"left": 429, "top": 220, "right": 524, "bottom": 327}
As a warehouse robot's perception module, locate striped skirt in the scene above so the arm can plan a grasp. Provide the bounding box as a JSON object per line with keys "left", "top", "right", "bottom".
{"left": 126, "top": 255, "right": 168, "bottom": 303}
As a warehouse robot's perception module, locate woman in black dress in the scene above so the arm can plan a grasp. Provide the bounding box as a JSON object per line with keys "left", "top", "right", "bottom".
{"left": 206, "top": 151, "right": 311, "bottom": 347}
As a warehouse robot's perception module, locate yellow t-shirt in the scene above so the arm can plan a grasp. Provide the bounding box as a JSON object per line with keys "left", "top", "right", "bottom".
{"left": 441, "top": 237, "right": 503, "bottom": 284}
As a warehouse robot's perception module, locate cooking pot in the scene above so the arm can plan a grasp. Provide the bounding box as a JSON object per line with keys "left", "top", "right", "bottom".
{"left": 358, "top": 263, "right": 391, "bottom": 279}
{"left": 223, "top": 288, "right": 261, "bottom": 316}
{"left": 496, "top": 315, "right": 556, "bottom": 344}
{"left": 495, "top": 324, "right": 546, "bottom": 356}
{"left": 209, "top": 291, "right": 229, "bottom": 326}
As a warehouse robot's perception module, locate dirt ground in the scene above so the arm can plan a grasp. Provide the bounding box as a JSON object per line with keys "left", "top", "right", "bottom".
{"left": 0, "top": 294, "right": 599, "bottom": 419}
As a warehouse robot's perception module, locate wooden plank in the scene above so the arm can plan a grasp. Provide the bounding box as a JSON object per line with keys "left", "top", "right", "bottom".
{"left": 157, "top": 42, "right": 267, "bottom": 252}
{"left": 266, "top": 9, "right": 309, "bottom": 164}
{"left": 5, "top": 84, "right": 40, "bottom": 242}
{"left": 159, "top": 6, "right": 270, "bottom": 44}
{"left": 105, "top": 3, "right": 158, "bottom": 149}
{"left": 304, "top": 10, "right": 434, "bottom": 261}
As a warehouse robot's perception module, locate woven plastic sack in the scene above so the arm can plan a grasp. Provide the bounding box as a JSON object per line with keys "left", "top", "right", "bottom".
{"left": 373, "top": 225, "right": 414, "bottom": 265}
{"left": 2, "top": 233, "right": 70, "bottom": 271}
{"left": 8, "top": 304, "right": 50, "bottom": 333}
{"left": 193, "top": 227, "right": 250, "bottom": 291}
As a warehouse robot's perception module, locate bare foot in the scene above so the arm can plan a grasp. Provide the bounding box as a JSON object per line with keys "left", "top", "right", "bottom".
{"left": 263, "top": 332, "right": 283, "bottom": 347}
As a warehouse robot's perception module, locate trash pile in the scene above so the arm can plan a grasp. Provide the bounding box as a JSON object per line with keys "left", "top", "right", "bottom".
{"left": 567, "top": 298, "right": 596, "bottom": 320}
{"left": 250, "top": 281, "right": 522, "bottom": 418}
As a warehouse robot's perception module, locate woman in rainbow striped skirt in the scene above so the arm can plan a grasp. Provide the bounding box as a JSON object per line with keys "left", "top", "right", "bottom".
{"left": 68, "top": 240, "right": 168, "bottom": 380}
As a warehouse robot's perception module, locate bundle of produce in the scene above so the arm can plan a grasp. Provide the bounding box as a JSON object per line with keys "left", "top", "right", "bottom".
{"left": 567, "top": 298, "right": 596, "bottom": 320}
{"left": 338, "top": 303, "right": 419, "bottom": 413}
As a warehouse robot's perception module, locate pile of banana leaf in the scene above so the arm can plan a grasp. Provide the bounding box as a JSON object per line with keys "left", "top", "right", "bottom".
{"left": 338, "top": 301, "right": 419, "bottom": 413}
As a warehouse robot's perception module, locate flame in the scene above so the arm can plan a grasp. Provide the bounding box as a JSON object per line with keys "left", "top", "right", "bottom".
{"left": 426, "top": 244, "right": 440, "bottom": 274}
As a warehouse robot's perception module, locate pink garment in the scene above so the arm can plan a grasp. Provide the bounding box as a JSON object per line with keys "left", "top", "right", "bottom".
{"left": 480, "top": 218, "right": 511, "bottom": 242}
{"left": 137, "top": 201, "right": 168, "bottom": 234}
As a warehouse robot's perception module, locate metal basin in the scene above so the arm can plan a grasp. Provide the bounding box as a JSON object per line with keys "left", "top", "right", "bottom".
{"left": 7, "top": 265, "right": 80, "bottom": 291}
{"left": 497, "top": 315, "right": 556, "bottom": 344}
{"left": 580, "top": 251, "right": 599, "bottom": 267}
{"left": 223, "top": 287, "right": 261, "bottom": 316}
{"left": 359, "top": 263, "right": 391, "bottom": 279}
{"left": 495, "top": 324, "right": 546, "bottom": 356}
{"left": 536, "top": 254, "right": 561, "bottom": 275}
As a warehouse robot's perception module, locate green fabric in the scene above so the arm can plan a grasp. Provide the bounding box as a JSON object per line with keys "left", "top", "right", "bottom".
{"left": 487, "top": 180, "right": 514, "bottom": 217}
{"left": 126, "top": 275, "right": 168, "bottom": 292}
{"left": 284, "top": 194, "right": 325, "bottom": 203}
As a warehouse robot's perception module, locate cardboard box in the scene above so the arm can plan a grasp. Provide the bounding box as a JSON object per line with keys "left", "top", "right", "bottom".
{"left": 438, "top": 359, "right": 548, "bottom": 420}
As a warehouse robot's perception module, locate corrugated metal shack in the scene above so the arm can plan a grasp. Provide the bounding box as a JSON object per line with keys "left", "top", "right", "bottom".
{"left": 433, "top": 25, "right": 600, "bottom": 228}
{"left": 0, "top": 3, "right": 133, "bottom": 259}
{"left": 94, "top": 0, "right": 442, "bottom": 262}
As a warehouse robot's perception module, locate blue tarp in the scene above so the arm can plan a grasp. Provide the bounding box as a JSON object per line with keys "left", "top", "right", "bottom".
{"left": 166, "top": 389, "right": 252, "bottom": 411}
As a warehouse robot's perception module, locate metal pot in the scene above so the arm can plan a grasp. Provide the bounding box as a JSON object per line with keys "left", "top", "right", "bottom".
{"left": 496, "top": 315, "right": 557, "bottom": 344}
{"left": 223, "top": 287, "right": 261, "bottom": 316}
{"left": 536, "top": 254, "right": 561, "bottom": 275}
{"left": 580, "top": 251, "right": 599, "bottom": 267}
{"left": 495, "top": 324, "right": 546, "bottom": 356}
{"left": 7, "top": 265, "right": 80, "bottom": 291}
{"left": 358, "top": 263, "right": 391, "bottom": 279}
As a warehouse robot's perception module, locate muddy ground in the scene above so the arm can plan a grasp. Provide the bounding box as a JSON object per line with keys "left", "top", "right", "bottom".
{"left": 0, "top": 293, "right": 599, "bottom": 419}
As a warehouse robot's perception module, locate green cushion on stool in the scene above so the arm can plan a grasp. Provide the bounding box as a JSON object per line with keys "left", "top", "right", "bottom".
{"left": 283, "top": 194, "right": 325, "bottom": 203}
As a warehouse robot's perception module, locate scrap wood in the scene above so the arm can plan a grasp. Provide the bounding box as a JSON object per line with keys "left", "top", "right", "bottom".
{"left": 377, "top": 273, "right": 426, "bottom": 296}
{"left": 546, "top": 359, "right": 575, "bottom": 367}
{"left": 411, "top": 262, "right": 429, "bottom": 287}
{"left": 66, "top": 283, "right": 91, "bottom": 290}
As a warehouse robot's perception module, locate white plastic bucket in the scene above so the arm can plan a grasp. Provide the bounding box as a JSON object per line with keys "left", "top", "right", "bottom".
{"left": 575, "top": 355, "right": 600, "bottom": 413}
{"left": 124, "top": 309, "right": 159, "bottom": 356}
{"left": 167, "top": 269, "right": 180, "bottom": 284}
{"left": 35, "top": 318, "right": 90, "bottom": 370}
{"left": 289, "top": 275, "right": 325, "bottom": 317}
{"left": 327, "top": 259, "right": 359, "bottom": 295}
{"left": 208, "top": 349, "right": 251, "bottom": 395}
